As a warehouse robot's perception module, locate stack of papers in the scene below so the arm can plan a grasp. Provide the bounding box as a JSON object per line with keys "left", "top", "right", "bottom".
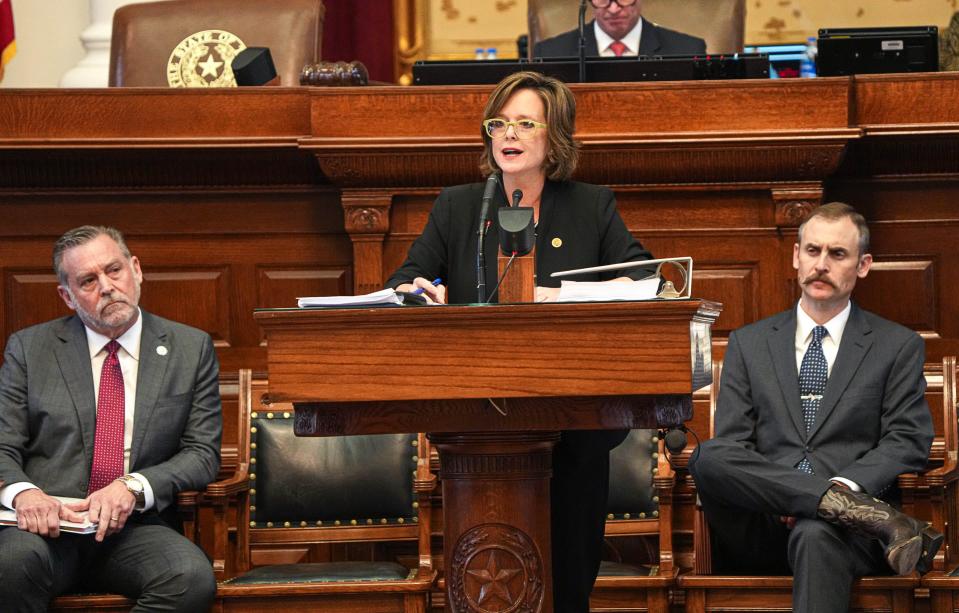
{"left": 0, "top": 495, "right": 97, "bottom": 534}
{"left": 298, "top": 288, "right": 405, "bottom": 308}
{"left": 556, "top": 277, "right": 661, "bottom": 302}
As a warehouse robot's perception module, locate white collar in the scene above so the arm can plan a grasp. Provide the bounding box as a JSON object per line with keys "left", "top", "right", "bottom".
{"left": 796, "top": 301, "right": 851, "bottom": 346}
{"left": 594, "top": 17, "right": 643, "bottom": 55}
{"left": 85, "top": 308, "right": 143, "bottom": 361}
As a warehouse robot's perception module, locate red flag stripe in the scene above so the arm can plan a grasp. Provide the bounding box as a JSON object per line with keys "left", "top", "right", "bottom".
{"left": 0, "top": 0, "right": 15, "bottom": 68}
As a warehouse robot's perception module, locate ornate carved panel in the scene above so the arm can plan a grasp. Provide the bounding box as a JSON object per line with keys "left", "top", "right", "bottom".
{"left": 449, "top": 523, "right": 545, "bottom": 613}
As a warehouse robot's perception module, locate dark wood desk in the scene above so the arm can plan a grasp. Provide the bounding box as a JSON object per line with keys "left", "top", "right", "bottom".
{"left": 256, "top": 299, "right": 720, "bottom": 611}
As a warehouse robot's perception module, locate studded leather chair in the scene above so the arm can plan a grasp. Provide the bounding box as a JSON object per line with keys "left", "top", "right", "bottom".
{"left": 202, "top": 374, "right": 436, "bottom": 612}
{"left": 590, "top": 429, "right": 677, "bottom": 612}
{"left": 109, "top": 0, "right": 324, "bottom": 86}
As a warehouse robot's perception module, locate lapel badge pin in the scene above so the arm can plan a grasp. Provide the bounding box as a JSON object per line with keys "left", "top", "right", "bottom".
{"left": 551, "top": 237, "right": 562, "bottom": 248}
{"left": 156, "top": 345, "right": 168, "bottom": 356}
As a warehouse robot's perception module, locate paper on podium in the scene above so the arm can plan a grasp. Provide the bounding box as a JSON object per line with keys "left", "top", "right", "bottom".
{"left": 0, "top": 496, "right": 98, "bottom": 534}
{"left": 297, "top": 288, "right": 404, "bottom": 308}
{"left": 556, "top": 277, "right": 661, "bottom": 302}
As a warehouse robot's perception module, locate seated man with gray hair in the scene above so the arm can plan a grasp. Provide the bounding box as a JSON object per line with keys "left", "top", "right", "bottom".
{"left": 0, "top": 225, "right": 221, "bottom": 612}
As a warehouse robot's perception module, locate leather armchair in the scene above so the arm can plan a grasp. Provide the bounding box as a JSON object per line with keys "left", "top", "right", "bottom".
{"left": 109, "top": 0, "right": 324, "bottom": 86}
{"left": 528, "top": 0, "right": 746, "bottom": 56}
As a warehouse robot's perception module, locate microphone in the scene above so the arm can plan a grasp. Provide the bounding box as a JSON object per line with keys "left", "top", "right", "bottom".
{"left": 578, "top": 0, "right": 588, "bottom": 83}
{"left": 511, "top": 189, "right": 523, "bottom": 207}
{"left": 476, "top": 174, "right": 499, "bottom": 303}
{"left": 660, "top": 426, "right": 688, "bottom": 454}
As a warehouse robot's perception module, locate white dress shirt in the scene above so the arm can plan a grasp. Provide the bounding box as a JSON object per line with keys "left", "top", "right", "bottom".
{"left": 0, "top": 310, "right": 156, "bottom": 510}
{"left": 794, "top": 300, "right": 860, "bottom": 491}
{"left": 595, "top": 18, "right": 643, "bottom": 57}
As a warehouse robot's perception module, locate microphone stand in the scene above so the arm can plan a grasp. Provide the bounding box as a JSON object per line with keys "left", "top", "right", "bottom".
{"left": 476, "top": 174, "right": 499, "bottom": 303}
{"left": 578, "top": 0, "right": 588, "bottom": 83}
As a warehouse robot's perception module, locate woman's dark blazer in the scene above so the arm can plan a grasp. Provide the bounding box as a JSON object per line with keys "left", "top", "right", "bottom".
{"left": 386, "top": 180, "right": 654, "bottom": 305}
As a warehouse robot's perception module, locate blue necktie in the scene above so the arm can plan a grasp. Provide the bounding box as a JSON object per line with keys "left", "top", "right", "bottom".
{"left": 796, "top": 325, "right": 828, "bottom": 474}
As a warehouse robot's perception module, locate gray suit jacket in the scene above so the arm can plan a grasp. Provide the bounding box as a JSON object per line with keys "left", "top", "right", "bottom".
{"left": 0, "top": 311, "right": 222, "bottom": 513}
{"left": 715, "top": 303, "right": 933, "bottom": 496}
{"left": 533, "top": 18, "right": 707, "bottom": 58}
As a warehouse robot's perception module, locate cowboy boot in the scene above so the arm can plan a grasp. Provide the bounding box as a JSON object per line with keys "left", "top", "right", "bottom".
{"left": 817, "top": 485, "right": 943, "bottom": 575}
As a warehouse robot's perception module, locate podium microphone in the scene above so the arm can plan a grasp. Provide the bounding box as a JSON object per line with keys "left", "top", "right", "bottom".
{"left": 578, "top": 0, "right": 588, "bottom": 83}
{"left": 476, "top": 173, "right": 499, "bottom": 303}
{"left": 511, "top": 189, "right": 523, "bottom": 207}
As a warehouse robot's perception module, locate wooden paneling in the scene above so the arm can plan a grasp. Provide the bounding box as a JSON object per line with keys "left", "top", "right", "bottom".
{"left": 2, "top": 75, "right": 958, "bottom": 364}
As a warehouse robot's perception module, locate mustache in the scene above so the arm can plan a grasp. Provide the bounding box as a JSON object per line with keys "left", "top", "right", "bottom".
{"left": 801, "top": 273, "right": 835, "bottom": 288}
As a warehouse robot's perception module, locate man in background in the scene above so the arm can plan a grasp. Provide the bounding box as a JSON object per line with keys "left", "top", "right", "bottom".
{"left": 0, "top": 225, "right": 221, "bottom": 612}
{"left": 534, "top": 0, "right": 706, "bottom": 58}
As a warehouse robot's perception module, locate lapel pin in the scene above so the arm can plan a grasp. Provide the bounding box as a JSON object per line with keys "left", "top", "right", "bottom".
{"left": 156, "top": 345, "right": 168, "bottom": 356}
{"left": 551, "top": 237, "right": 562, "bottom": 248}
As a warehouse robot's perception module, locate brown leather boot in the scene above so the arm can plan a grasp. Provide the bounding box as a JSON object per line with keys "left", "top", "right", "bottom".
{"left": 816, "top": 485, "right": 942, "bottom": 575}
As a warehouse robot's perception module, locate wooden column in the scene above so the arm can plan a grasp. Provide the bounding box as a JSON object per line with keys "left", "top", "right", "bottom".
{"left": 431, "top": 431, "right": 558, "bottom": 612}
{"left": 341, "top": 190, "right": 392, "bottom": 295}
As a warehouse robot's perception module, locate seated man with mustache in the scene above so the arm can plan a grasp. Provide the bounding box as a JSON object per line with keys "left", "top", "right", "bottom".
{"left": 0, "top": 226, "right": 220, "bottom": 612}
{"left": 689, "top": 203, "right": 942, "bottom": 613}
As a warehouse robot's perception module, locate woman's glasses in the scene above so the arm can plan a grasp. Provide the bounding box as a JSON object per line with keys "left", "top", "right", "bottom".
{"left": 483, "top": 118, "right": 547, "bottom": 140}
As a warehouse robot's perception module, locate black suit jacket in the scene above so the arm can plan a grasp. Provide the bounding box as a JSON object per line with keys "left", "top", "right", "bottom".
{"left": 533, "top": 18, "right": 706, "bottom": 58}
{"left": 385, "top": 180, "right": 654, "bottom": 305}
{"left": 715, "top": 303, "right": 933, "bottom": 497}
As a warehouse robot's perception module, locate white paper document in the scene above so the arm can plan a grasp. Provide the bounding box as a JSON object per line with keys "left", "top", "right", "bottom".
{"left": 556, "top": 277, "right": 661, "bottom": 302}
{"left": 297, "top": 288, "right": 404, "bottom": 308}
{"left": 0, "top": 495, "right": 98, "bottom": 534}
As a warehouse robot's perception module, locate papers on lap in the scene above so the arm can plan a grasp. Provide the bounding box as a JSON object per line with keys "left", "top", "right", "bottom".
{"left": 0, "top": 495, "right": 98, "bottom": 534}
{"left": 297, "top": 288, "right": 405, "bottom": 308}
{"left": 556, "top": 277, "right": 661, "bottom": 302}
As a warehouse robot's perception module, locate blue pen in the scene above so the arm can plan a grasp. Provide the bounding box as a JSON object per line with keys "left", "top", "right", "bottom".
{"left": 412, "top": 278, "right": 442, "bottom": 295}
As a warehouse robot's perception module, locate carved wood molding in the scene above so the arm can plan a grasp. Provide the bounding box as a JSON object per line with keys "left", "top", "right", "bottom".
{"left": 771, "top": 186, "right": 824, "bottom": 228}
{"left": 449, "top": 523, "right": 545, "bottom": 613}
{"left": 314, "top": 139, "right": 851, "bottom": 189}
{"left": 341, "top": 191, "right": 392, "bottom": 235}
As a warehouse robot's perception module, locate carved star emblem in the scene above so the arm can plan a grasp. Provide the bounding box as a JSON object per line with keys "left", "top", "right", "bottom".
{"left": 466, "top": 550, "right": 522, "bottom": 606}
{"left": 197, "top": 53, "right": 223, "bottom": 78}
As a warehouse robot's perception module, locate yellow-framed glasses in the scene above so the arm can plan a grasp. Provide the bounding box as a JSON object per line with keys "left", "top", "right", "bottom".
{"left": 483, "top": 118, "right": 548, "bottom": 140}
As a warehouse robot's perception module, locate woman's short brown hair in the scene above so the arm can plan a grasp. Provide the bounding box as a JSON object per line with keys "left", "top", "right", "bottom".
{"left": 479, "top": 71, "right": 579, "bottom": 182}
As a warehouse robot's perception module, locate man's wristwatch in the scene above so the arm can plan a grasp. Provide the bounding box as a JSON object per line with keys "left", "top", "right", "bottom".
{"left": 116, "top": 475, "right": 145, "bottom": 506}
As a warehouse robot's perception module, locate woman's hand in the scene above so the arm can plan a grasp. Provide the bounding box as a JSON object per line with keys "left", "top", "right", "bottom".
{"left": 535, "top": 286, "right": 560, "bottom": 302}
{"left": 398, "top": 278, "right": 447, "bottom": 304}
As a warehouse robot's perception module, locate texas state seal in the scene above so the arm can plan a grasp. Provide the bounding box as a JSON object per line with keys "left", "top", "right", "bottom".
{"left": 167, "top": 30, "right": 246, "bottom": 87}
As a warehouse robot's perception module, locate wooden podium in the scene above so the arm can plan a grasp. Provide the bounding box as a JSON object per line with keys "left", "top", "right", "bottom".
{"left": 255, "top": 299, "right": 721, "bottom": 611}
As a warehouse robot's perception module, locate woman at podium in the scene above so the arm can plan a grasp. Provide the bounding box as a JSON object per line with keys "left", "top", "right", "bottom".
{"left": 387, "top": 70, "right": 654, "bottom": 612}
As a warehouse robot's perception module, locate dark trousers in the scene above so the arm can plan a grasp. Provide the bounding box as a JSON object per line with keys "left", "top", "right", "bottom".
{"left": 689, "top": 437, "right": 889, "bottom": 613}
{"left": 0, "top": 515, "right": 215, "bottom": 613}
{"left": 551, "top": 429, "right": 627, "bottom": 613}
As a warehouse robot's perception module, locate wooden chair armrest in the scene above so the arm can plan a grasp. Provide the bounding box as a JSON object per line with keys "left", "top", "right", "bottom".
{"left": 922, "top": 453, "right": 959, "bottom": 487}
{"left": 200, "top": 466, "right": 251, "bottom": 503}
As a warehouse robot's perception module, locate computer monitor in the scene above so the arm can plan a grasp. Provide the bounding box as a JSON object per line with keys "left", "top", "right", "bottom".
{"left": 817, "top": 26, "right": 938, "bottom": 76}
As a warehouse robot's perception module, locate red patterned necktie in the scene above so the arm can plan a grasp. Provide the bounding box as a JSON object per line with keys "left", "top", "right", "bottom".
{"left": 88, "top": 340, "right": 125, "bottom": 494}
{"left": 609, "top": 40, "right": 628, "bottom": 56}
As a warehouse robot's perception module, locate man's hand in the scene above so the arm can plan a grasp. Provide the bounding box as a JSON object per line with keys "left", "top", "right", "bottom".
{"left": 13, "top": 488, "right": 86, "bottom": 538}
{"left": 65, "top": 481, "right": 136, "bottom": 542}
